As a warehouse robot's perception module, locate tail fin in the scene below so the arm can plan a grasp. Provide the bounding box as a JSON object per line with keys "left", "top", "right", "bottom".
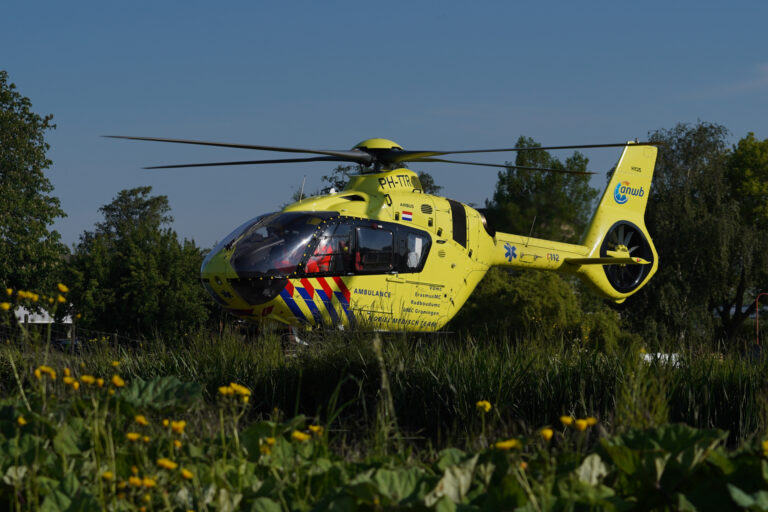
{"left": 575, "top": 142, "right": 659, "bottom": 302}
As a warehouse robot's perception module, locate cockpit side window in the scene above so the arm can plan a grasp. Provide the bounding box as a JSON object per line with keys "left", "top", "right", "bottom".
{"left": 355, "top": 226, "right": 394, "bottom": 273}
{"left": 305, "top": 223, "right": 353, "bottom": 274}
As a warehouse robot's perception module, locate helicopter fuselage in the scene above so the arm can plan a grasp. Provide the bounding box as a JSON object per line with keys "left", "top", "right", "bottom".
{"left": 200, "top": 168, "right": 498, "bottom": 331}
{"left": 200, "top": 142, "right": 659, "bottom": 331}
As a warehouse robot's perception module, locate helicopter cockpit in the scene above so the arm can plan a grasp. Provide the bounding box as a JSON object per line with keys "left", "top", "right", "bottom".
{"left": 202, "top": 211, "right": 433, "bottom": 307}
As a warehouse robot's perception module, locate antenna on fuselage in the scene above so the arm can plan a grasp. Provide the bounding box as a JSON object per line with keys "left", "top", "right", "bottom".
{"left": 298, "top": 175, "right": 307, "bottom": 203}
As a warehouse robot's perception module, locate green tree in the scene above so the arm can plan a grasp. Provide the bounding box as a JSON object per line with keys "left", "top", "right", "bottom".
{"left": 0, "top": 70, "right": 66, "bottom": 294}
{"left": 625, "top": 122, "right": 768, "bottom": 343}
{"left": 484, "top": 136, "right": 598, "bottom": 243}
{"left": 67, "top": 187, "right": 209, "bottom": 338}
{"left": 728, "top": 132, "right": 768, "bottom": 224}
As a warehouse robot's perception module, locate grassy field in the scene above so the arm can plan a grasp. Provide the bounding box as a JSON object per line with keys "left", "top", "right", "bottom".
{"left": 1, "top": 325, "right": 768, "bottom": 510}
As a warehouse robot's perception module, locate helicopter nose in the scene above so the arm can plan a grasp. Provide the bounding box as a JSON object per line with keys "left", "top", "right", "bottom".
{"left": 200, "top": 247, "right": 239, "bottom": 306}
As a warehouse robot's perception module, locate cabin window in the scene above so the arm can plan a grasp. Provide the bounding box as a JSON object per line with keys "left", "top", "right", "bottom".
{"left": 397, "top": 232, "right": 430, "bottom": 272}
{"left": 355, "top": 227, "right": 394, "bottom": 272}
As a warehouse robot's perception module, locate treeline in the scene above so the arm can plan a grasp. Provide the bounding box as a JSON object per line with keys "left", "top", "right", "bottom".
{"left": 2, "top": 70, "right": 766, "bottom": 346}
{"left": 452, "top": 126, "right": 768, "bottom": 349}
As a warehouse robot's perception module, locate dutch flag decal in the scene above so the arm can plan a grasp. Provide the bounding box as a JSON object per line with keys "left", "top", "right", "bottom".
{"left": 402, "top": 211, "right": 413, "bottom": 222}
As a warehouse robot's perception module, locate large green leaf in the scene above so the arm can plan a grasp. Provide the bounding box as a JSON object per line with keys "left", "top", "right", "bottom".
{"left": 249, "top": 497, "right": 282, "bottom": 512}
{"left": 728, "top": 484, "right": 768, "bottom": 511}
{"left": 372, "top": 467, "right": 425, "bottom": 503}
{"left": 120, "top": 375, "right": 202, "bottom": 410}
{"left": 425, "top": 454, "right": 478, "bottom": 506}
{"left": 53, "top": 421, "right": 85, "bottom": 457}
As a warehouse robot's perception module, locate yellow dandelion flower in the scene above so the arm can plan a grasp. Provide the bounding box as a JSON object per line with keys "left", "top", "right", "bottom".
{"left": 265, "top": 437, "right": 276, "bottom": 446}
{"left": 520, "top": 461, "right": 528, "bottom": 470}
{"left": 57, "top": 294, "right": 66, "bottom": 303}
{"left": 157, "top": 458, "right": 178, "bottom": 470}
{"left": 126, "top": 432, "right": 141, "bottom": 442}
{"left": 64, "top": 367, "right": 71, "bottom": 377}
{"left": 17, "top": 416, "right": 27, "bottom": 426}
{"left": 111, "top": 360, "right": 120, "bottom": 367}
{"left": 131, "top": 466, "right": 139, "bottom": 475}
{"left": 494, "top": 438, "right": 521, "bottom": 450}
{"left": 162, "top": 418, "right": 169, "bottom": 427}
{"left": 560, "top": 416, "right": 574, "bottom": 426}
{"left": 72, "top": 381, "right": 80, "bottom": 391}
{"left": 142, "top": 436, "right": 150, "bottom": 443}
{"left": 102, "top": 471, "right": 114, "bottom": 481}
{"left": 291, "top": 430, "right": 311, "bottom": 442}
{"left": 476, "top": 400, "right": 492, "bottom": 413}
{"left": 260, "top": 444, "right": 272, "bottom": 455}
{"left": 586, "top": 416, "right": 598, "bottom": 426}
{"left": 108, "top": 389, "right": 115, "bottom": 395}
{"left": 142, "top": 477, "right": 157, "bottom": 488}
{"left": 5, "top": 288, "right": 12, "bottom": 296}
{"left": 128, "top": 476, "right": 142, "bottom": 487}
{"left": 218, "top": 385, "right": 234, "bottom": 396}
{"left": 762, "top": 440, "right": 768, "bottom": 457}
{"left": 171, "top": 420, "right": 186, "bottom": 434}
{"left": 0, "top": 303, "right": 10, "bottom": 311}
{"left": 308, "top": 425, "right": 324, "bottom": 436}
{"left": 135, "top": 415, "right": 149, "bottom": 426}
{"left": 242, "top": 395, "right": 249, "bottom": 404}
{"left": 575, "top": 419, "right": 588, "bottom": 431}
{"left": 58, "top": 283, "right": 69, "bottom": 293}
{"left": 81, "top": 375, "right": 95, "bottom": 385}
{"left": 111, "top": 375, "right": 125, "bottom": 387}
{"left": 174, "top": 440, "right": 182, "bottom": 449}
{"left": 48, "top": 297, "right": 54, "bottom": 304}
{"left": 143, "top": 495, "right": 151, "bottom": 504}
{"left": 96, "top": 378, "right": 104, "bottom": 387}
{"left": 75, "top": 313, "right": 82, "bottom": 319}
{"left": 181, "top": 468, "right": 193, "bottom": 480}
{"left": 34, "top": 368, "right": 42, "bottom": 380}
{"left": 540, "top": 428, "right": 554, "bottom": 441}
{"left": 63, "top": 376, "right": 75, "bottom": 385}
{"left": 117, "top": 480, "right": 127, "bottom": 489}
{"left": 229, "top": 382, "right": 251, "bottom": 396}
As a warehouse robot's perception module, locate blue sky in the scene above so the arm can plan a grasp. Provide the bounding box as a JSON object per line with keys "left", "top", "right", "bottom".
{"left": 3, "top": 1, "right": 767, "bottom": 248}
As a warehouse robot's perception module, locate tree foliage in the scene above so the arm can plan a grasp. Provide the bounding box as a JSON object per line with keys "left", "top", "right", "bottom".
{"left": 0, "top": 70, "right": 66, "bottom": 293}
{"left": 66, "top": 187, "right": 209, "bottom": 338}
{"left": 484, "top": 136, "right": 598, "bottom": 243}
{"left": 625, "top": 122, "right": 768, "bottom": 343}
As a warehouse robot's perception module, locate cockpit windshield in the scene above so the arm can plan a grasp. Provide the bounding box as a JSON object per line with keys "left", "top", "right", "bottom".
{"left": 228, "top": 211, "right": 337, "bottom": 277}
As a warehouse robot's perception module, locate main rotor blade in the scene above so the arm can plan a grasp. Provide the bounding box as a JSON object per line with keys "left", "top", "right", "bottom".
{"left": 143, "top": 156, "right": 355, "bottom": 170}
{"left": 384, "top": 141, "right": 661, "bottom": 164}
{"left": 104, "top": 135, "right": 372, "bottom": 163}
{"left": 414, "top": 157, "right": 595, "bottom": 175}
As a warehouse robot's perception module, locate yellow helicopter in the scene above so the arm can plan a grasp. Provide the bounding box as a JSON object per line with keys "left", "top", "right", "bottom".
{"left": 108, "top": 136, "right": 659, "bottom": 332}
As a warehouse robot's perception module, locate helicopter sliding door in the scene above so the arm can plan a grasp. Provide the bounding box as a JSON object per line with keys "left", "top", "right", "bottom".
{"left": 290, "top": 217, "right": 444, "bottom": 330}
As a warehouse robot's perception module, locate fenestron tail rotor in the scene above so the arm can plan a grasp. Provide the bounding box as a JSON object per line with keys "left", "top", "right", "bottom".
{"left": 105, "top": 135, "right": 660, "bottom": 175}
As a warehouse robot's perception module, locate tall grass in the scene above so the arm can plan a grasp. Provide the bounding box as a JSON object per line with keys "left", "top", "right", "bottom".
{"left": 2, "top": 326, "right": 766, "bottom": 452}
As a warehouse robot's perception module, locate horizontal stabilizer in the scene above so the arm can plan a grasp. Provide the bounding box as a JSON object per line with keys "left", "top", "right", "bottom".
{"left": 565, "top": 257, "right": 650, "bottom": 266}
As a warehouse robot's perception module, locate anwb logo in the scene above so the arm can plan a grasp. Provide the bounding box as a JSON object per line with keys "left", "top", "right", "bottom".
{"left": 614, "top": 181, "right": 644, "bottom": 205}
